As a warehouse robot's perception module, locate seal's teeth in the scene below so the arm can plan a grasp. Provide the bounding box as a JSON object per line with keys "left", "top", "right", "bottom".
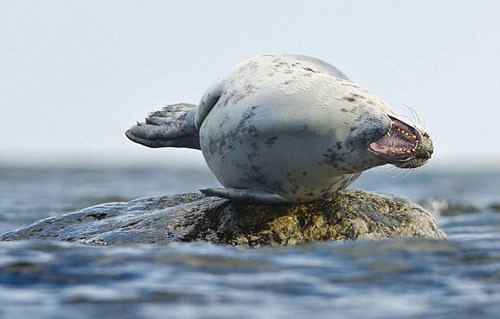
{"left": 406, "top": 150, "right": 411, "bottom": 154}
{"left": 412, "top": 135, "right": 417, "bottom": 139}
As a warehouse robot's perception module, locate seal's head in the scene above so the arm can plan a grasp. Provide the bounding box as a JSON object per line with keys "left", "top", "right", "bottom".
{"left": 368, "top": 116, "right": 433, "bottom": 169}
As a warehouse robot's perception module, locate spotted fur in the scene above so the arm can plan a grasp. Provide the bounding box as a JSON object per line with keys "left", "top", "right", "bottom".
{"left": 128, "top": 54, "right": 417, "bottom": 203}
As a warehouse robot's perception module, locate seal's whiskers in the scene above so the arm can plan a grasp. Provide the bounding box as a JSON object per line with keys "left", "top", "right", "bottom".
{"left": 402, "top": 103, "right": 423, "bottom": 128}
{"left": 386, "top": 166, "right": 415, "bottom": 179}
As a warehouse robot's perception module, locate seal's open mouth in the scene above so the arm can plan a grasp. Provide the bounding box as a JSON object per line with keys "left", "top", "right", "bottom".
{"left": 369, "top": 117, "right": 419, "bottom": 161}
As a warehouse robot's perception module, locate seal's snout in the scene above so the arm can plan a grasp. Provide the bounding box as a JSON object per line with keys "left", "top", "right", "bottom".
{"left": 369, "top": 117, "right": 419, "bottom": 160}
{"left": 410, "top": 130, "right": 433, "bottom": 166}
{"left": 368, "top": 117, "right": 433, "bottom": 169}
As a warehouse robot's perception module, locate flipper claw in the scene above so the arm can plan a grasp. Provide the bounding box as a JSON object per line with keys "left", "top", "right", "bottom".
{"left": 200, "top": 187, "right": 286, "bottom": 204}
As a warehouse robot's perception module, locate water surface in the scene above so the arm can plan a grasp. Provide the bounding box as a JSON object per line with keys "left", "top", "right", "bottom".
{"left": 1, "top": 165, "right": 499, "bottom": 319}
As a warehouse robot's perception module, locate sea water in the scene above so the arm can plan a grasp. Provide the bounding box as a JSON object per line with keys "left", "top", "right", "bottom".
{"left": 0, "top": 165, "right": 499, "bottom": 319}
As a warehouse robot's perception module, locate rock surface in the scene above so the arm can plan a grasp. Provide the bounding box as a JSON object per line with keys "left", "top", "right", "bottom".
{"left": 1, "top": 190, "right": 446, "bottom": 246}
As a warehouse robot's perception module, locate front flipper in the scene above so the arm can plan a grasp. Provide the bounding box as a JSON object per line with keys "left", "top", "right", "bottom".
{"left": 126, "top": 103, "right": 200, "bottom": 149}
{"left": 200, "top": 188, "right": 287, "bottom": 204}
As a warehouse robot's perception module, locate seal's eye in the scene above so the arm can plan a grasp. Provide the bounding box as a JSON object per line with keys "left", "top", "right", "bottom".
{"left": 368, "top": 117, "right": 419, "bottom": 161}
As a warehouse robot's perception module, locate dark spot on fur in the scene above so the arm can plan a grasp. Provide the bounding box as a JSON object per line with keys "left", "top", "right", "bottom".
{"left": 321, "top": 148, "right": 348, "bottom": 167}
{"left": 265, "top": 136, "right": 278, "bottom": 147}
{"left": 251, "top": 142, "right": 260, "bottom": 151}
{"left": 275, "top": 61, "right": 289, "bottom": 68}
{"left": 336, "top": 141, "right": 343, "bottom": 150}
{"left": 343, "top": 96, "right": 356, "bottom": 102}
{"left": 248, "top": 125, "right": 258, "bottom": 137}
{"left": 303, "top": 67, "right": 318, "bottom": 73}
{"left": 223, "top": 89, "right": 253, "bottom": 107}
{"left": 235, "top": 105, "right": 259, "bottom": 132}
{"left": 247, "top": 152, "right": 259, "bottom": 161}
{"left": 271, "top": 180, "right": 287, "bottom": 195}
{"left": 243, "top": 83, "right": 255, "bottom": 93}
{"left": 253, "top": 173, "right": 268, "bottom": 186}
{"left": 207, "top": 138, "right": 218, "bottom": 155}
{"left": 251, "top": 165, "right": 262, "bottom": 172}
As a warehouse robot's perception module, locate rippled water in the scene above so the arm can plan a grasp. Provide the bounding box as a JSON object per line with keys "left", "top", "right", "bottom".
{"left": 1, "top": 165, "right": 499, "bottom": 319}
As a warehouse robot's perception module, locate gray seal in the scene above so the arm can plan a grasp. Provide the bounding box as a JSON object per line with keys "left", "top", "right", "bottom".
{"left": 126, "top": 54, "right": 433, "bottom": 203}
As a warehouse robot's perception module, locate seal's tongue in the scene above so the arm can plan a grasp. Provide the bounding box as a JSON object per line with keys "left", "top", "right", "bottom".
{"left": 369, "top": 117, "right": 419, "bottom": 160}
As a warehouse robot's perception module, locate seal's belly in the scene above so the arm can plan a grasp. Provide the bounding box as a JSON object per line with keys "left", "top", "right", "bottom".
{"left": 199, "top": 89, "right": 360, "bottom": 201}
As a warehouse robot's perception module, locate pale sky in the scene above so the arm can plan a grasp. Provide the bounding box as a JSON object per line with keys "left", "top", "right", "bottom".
{"left": 1, "top": 1, "right": 499, "bottom": 168}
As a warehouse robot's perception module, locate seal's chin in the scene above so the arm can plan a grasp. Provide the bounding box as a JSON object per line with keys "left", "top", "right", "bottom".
{"left": 369, "top": 116, "right": 423, "bottom": 168}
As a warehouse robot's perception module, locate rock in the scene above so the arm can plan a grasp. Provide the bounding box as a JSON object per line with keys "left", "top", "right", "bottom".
{"left": 0, "top": 190, "right": 446, "bottom": 246}
{"left": 419, "top": 198, "right": 480, "bottom": 216}
{"left": 488, "top": 203, "right": 500, "bottom": 212}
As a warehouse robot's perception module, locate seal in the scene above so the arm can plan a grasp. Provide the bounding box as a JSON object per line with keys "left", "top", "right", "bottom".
{"left": 126, "top": 54, "right": 433, "bottom": 203}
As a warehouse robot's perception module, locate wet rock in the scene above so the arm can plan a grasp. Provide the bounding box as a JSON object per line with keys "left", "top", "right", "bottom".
{"left": 419, "top": 198, "right": 480, "bottom": 216}
{"left": 488, "top": 203, "right": 500, "bottom": 212}
{"left": 1, "top": 190, "right": 446, "bottom": 246}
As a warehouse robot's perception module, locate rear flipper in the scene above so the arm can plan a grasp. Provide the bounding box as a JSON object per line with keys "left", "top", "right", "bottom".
{"left": 200, "top": 187, "right": 287, "bottom": 204}
{"left": 126, "top": 103, "right": 200, "bottom": 149}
